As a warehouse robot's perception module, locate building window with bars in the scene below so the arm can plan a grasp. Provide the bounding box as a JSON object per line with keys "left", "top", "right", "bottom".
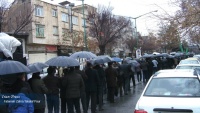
{"left": 36, "top": 24, "right": 45, "bottom": 37}
{"left": 61, "top": 13, "right": 68, "bottom": 22}
{"left": 35, "top": 6, "right": 43, "bottom": 17}
{"left": 82, "top": 18, "right": 86, "bottom": 27}
{"left": 72, "top": 16, "right": 78, "bottom": 25}
{"left": 52, "top": 9, "right": 57, "bottom": 17}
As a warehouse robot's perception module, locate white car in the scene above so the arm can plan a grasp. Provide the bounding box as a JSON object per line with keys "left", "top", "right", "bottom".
{"left": 179, "top": 57, "right": 200, "bottom": 65}
{"left": 175, "top": 64, "right": 200, "bottom": 70}
{"left": 134, "top": 69, "right": 200, "bottom": 113}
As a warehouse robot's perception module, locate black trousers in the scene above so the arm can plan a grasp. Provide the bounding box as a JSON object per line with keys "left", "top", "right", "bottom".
{"left": 66, "top": 97, "right": 81, "bottom": 113}
{"left": 86, "top": 92, "right": 97, "bottom": 113}
{"left": 107, "top": 87, "right": 115, "bottom": 103}
{"left": 61, "top": 98, "right": 67, "bottom": 113}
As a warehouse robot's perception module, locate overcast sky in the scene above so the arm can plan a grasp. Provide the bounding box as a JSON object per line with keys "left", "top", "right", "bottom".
{"left": 9, "top": 0, "right": 180, "bottom": 35}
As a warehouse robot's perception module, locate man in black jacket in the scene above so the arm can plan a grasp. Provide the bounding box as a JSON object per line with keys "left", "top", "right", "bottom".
{"left": 85, "top": 62, "right": 100, "bottom": 113}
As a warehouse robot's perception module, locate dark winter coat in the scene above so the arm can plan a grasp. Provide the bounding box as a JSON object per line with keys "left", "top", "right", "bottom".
{"left": 62, "top": 71, "right": 84, "bottom": 98}
{"left": 28, "top": 78, "right": 48, "bottom": 109}
{"left": 43, "top": 75, "right": 59, "bottom": 95}
{"left": 85, "top": 68, "right": 100, "bottom": 93}
{"left": 105, "top": 66, "right": 117, "bottom": 88}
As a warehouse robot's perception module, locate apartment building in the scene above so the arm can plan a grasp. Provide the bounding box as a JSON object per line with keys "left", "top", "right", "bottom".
{"left": 7, "top": 0, "right": 95, "bottom": 64}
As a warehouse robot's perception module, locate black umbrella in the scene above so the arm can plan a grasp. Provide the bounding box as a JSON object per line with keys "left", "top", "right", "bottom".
{"left": 28, "top": 62, "right": 48, "bottom": 73}
{"left": 127, "top": 60, "right": 140, "bottom": 67}
{"left": 45, "top": 56, "right": 80, "bottom": 67}
{"left": 89, "top": 58, "right": 104, "bottom": 65}
{"left": 155, "top": 53, "right": 169, "bottom": 57}
{"left": 141, "top": 54, "right": 155, "bottom": 58}
{"left": 70, "top": 51, "right": 97, "bottom": 59}
{"left": 0, "top": 60, "right": 30, "bottom": 75}
{"left": 96, "top": 55, "right": 113, "bottom": 63}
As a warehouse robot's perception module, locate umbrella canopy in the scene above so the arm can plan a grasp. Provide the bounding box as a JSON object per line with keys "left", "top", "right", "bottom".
{"left": 127, "top": 60, "right": 140, "bottom": 67}
{"left": 155, "top": 53, "right": 169, "bottom": 57}
{"left": 70, "top": 51, "right": 97, "bottom": 59}
{"left": 0, "top": 60, "right": 30, "bottom": 75}
{"left": 96, "top": 55, "right": 113, "bottom": 63}
{"left": 28, "top": 62, "right": 48, "bottom": 73}
{"left": 112, "top": 57, "right": 122, "bottom": 62}
{"left": 45, "top": 56, "right": 80, "bottom": 67}
{"left": 141, "top": 54, "right": 155, "bottom": 58}
{"left": 88, "top": 59, "right": 104, "bottom": 65}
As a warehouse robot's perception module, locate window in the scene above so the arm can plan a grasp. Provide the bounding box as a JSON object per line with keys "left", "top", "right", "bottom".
{"left": 72, "top": 16, "right": 78, "bottom": 25}
{"left": 36, "top": 24, "right": 44, "bottom": 37}
{"left": 35, "top": 6, "right": 43, "bottom": 17}
{"left": 82, "top": 18, "right": 86, "bottom": 26}
{"left": 61, "top": 13, "right": 68, "bottom": 22}
{"left": 52, "top": 9, "right": 57, "bottom": 17}
{"left": 53, "top": 26, "right": 58, "bottom": 35}
{"left": 144, "top": 78, "right": 200, "bottom": 97}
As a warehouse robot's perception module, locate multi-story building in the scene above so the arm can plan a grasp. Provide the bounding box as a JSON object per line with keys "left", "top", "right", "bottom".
{"left": 7, "top": 0, "right": 95, "bottom": 64}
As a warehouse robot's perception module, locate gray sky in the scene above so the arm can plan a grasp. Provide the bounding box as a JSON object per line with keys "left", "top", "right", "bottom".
{"left": 9, "top": 0, "right": 180, "bottom": 35}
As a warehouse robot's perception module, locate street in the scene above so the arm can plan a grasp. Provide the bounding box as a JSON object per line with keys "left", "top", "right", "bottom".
{"left": 92, "top": 82, "right": 146, "bottom": 113}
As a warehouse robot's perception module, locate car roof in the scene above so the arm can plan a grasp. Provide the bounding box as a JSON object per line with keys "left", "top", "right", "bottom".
{"left": 153, "top": 69, "right": 197, "bottom": 78}
{"left": 176, "top": 64, "right": 200, "bottom": 66}
{"left": 184, "top": 57, "right": 198, "bottom": 60}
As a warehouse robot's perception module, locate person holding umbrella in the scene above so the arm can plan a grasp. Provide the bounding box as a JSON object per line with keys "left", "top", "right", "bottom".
{"left": 62, "top": 67, "right": 84, "bottom": 113}
{"left": 105, "top": 62, "right": 118, "bottom": 103}
{"left": 84, "top": 62, "right": 100, "bottom": 113}
{"left": 93, "top": 64, "right": 106, "bottom": 111}
{"left": 74, "top": 66, "right": 87, "bottom": 113}
{"left": 28, "top": 72, "right": 48, "bottom": 113}
{"left": 43, "top": 66, "right": 60, "bottom": 113}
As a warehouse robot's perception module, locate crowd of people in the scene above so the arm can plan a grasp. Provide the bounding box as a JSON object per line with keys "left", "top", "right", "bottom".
{"left": 0, "top": 55, "right": 182, "bottom": 113}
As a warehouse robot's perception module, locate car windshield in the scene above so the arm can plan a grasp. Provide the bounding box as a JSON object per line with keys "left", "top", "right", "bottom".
{"left": 144, "top": 77, "right": 200, "bottom": 97}
{"left": 180, "top": 60, "right": 199, "bottom": 64}
{"left": 176, "top": 66, "right": 200, "bottom": 69}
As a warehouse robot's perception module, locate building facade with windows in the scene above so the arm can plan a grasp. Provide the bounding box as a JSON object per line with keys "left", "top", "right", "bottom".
{"left": 8, "top": 0, "right": 94, "bottom": 64}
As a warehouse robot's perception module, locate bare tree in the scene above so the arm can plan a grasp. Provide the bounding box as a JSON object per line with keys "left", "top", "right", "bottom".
{"left": 87, "top": 5, "right": 131, "bottom": 55}
{"left": 140, "top": 33, "right": 158, "bottom": 54}
{"left": 0, "top": 0, "right": 10, "bottom": 32}
{"left": 88, "top": 38, "right": 99, "bottom": 53}
{"left": 166, "top": 0, "right": 200, "bottom": 44}
{"left": 7, "top": 0, "right": 33, "bottom": 35}
{"left": 157, "top": 21, "right": 181, "bottom": 52}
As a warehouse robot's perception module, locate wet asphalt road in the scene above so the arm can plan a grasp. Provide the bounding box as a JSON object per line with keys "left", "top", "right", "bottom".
{"left": 93, "top": 82, "right": 147, "bottom": 113}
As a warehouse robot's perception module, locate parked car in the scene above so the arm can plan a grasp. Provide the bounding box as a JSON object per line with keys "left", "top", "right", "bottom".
{"left": 179, "top": 57, "right": 200, "bottom": 65}
{"left": 134, "top": 69, "right": 200, "bottom": 113}
{"left": 175, "top": 64, "right": 200, "bottom": 70}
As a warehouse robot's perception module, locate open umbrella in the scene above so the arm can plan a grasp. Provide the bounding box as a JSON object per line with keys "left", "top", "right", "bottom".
{"left": 112, "top": 57, "right": 122, "bottom": 62}
{"left": 89, "top": 58, "right": 104, "bottom": 65}
{"left": 141, "top": 54, "right": 155, "bottom": 58}
{"left": 127, "top": 60, "right": 140, "bottom": 67}
{"left": 155, "top": 53, "right": 169, "bottom": 57}
{"left": 45, "top": 56, "right": 80, "bottom": 67}
{"left": 0, "top": 60, "right": 30, "bottom": 75}
{"left": 96, "top": 55, "right": 113, "bottom": 63}
{"left": 28, "top": 62, "right": 48, "bottom": 73}
{"left": 70, "top": 51, "right": 97, "bottom": 59}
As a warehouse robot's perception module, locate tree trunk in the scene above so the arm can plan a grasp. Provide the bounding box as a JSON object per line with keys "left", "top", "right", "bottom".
{"left": 99, "top": 45, "right": 106, "bottom": 55}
